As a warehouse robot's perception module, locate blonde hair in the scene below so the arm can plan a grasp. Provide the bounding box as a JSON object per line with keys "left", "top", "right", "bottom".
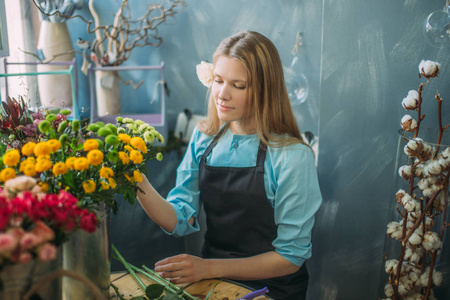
{"left": 198, "top": 31, "right": 306, "bottom": 148}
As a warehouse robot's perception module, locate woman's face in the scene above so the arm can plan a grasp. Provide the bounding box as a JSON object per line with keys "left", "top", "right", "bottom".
{"left": 212, "top": 56, "right": 250, "bottom": 133}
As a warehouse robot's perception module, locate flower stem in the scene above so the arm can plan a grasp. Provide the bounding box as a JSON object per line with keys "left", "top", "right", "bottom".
{"left": 111, "top": 244, "right": 147, "bottom": 291}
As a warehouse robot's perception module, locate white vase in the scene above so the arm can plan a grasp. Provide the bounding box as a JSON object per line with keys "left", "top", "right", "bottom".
{"left": 37, "top": 21, "right": 74, "bottom": 108}
{"left": 95, "top": 70, "right": 121, "bottom": 117}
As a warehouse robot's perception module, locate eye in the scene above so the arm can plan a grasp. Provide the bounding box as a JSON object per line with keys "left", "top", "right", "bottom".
{"left": 234, "top": 84, "right": 246, "bottom": 90}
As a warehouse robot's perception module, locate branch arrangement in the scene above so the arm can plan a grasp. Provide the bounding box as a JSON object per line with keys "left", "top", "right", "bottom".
{"left": 382, "top": 60, "right": 449, "bottom": 300}
{"left": 33, "top": 0, "right": 186, "bottom": 67}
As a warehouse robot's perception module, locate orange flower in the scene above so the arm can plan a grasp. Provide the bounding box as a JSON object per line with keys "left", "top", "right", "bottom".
{"left": 108, "top": 178, "right": 117, "bottom": 189}
{"left": 52, "top": 162, "right": 69, "bottom": 176}
{"left": 99, "top": 167, "right": 114, "bottom": 178}
{"left": 133, "top": 170, "right": 143, "bottom": 182}
{"left": 34, "top": 142, "right": 52, "bottom": 156}
{"left": 100, "top": 181, "right": 110, "bottom": 190}
{"left": 82, "top": 180, "right": 96, "bottom": 193}
{"left": 74, "top": 157, "right": 90, "bottom": 171}
{"left": 35, "top": 158, "right": 52, "bottom": 173}
{"left": 3, "top": 149, "right": 21, "bottom": 167}
{"left": 65, "top": 157, "right": 77, "bottom": 169}
{"left": 118, "top": 151, "right": 130, "bottom": 164}
{"left": 87, "top": 150, "right": 104, "bottom": 166}
{"left": 21, "top": 142, "right": 36, "bottom": 156}
{"left": 118, "top": 134, "right": 131, "bottom": 144}
{"left": 38, "top": 181, "right": 49, "bottom": 192}
{"left": 129, "top": 150, "right": 143, "bottom": 164}
{"left": 130, "top": 137, "right": 147, "bottom": 154}
{"left": 47, "top": 139, "right": 61, "bottom": 152}
{"left": 0, "top": 168, "right": 16, "bottom": 182}
{"left": 83, "top": 139, "right": 99, "bottom": 151}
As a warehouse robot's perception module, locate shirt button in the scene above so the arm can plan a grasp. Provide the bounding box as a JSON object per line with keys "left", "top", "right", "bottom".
{"left": 178, "top": 220, "right": 183, "bottom": 224}
{"left": 233, "top": 143, "right": 239, "bottom": 148}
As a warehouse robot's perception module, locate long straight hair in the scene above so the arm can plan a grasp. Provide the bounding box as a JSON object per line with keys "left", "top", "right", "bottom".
{"left": 198, "top": 31, "right": 306, "bottom": 148}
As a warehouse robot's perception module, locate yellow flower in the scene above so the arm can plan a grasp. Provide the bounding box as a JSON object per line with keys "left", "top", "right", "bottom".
{"left": 133, "top": 170, "right": 143, "bottom": 182}
{"left": 130, "top": 137, "right": 147, "bottom": 154}
{"left": 21, "top": 142, "right": 36, "bottom": 156}
{"left": 47, "top": 139, "right": 61, "bottom": 152}
{"left": 100, "top": 181, "right": 110, "bottom": 190}
{"left": 118, "top": 151, "right": 130, "bottom": 164}
{"left": 52, "top": 162, "right": 69, "bottom": 176}
{"left": 74, "top": 157, "right": 90, "bottom": 171}
{"left": 38, "top": 181, "right": 49, "bottom": 192}
{"left": 82, "top": 179, "right": 96, "bottom": 193}
{"left": 34, "top": 142, "right": 52, "bottom": 156}
{"left": 0, "top": 168, "right": 16, "bottom": 182}
{"left": 108, "top": 177, "right": 117, "bottom": 189}
{"left": 35, "top": 159, "right": 52, "bottom": 173}
{"left": 87, "top": 149, "right": 104, "bottom": 166}
{"left": 3, "top": 149, "right": 21, "bottom": 167}
{"left": 83, "top": 139, "right": 99, "bottom": 151}
{"left": 22, "top": 163, "right": 37, "bottom": 177}
{"left": 124, "top": 145, "right": 134, "bottom": 153}
{"left": 118, "top": 133, "right": 131, "bottom": 144}
{"left": 65, "top": 157, "right": 77, "bottom": 169}
{"left": 129, "top": 150, "right": 143, "bottom": 164}
{"left": 99, "top": 167, "right": 114, "bottom": 178}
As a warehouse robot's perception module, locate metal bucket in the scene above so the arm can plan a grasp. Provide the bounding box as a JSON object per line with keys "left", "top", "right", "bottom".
{"left": 0, "top": 255, "right": 61, "bottom": 300}
{"left": 62, "top": 203, "right": 111, "bottom": 300}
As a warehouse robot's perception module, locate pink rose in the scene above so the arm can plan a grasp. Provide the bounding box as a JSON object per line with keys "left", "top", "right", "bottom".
{"left": 31, "top": 221, "right": 55, "bottom": 244}
{"left": 0, "top": 233, "right": 18, "bottom": 254}
{"left": 37, "top": 243, "right": 57, "bottom": 262}
{"left": 18, "top": 251, "right": 33, "bottom": 264}
{"left": 20, "top": 232, "right": 40, "bottom": 250}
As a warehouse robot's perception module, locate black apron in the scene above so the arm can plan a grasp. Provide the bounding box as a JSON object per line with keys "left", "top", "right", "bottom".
{"left": 199, "top": 128, "right": 309, "bottom": 300}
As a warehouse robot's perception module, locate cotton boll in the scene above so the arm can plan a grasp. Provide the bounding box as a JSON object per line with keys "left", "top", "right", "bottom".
{"left": 396, "top": 189, "right": 406, "bottom": 202}
{"left": 418, "top": 60, "right": 441, "bottom": 78}
{"left": 432, "top": 271, "right": 443, "bottom": 286}
{"left": 384, "top": 283, "right": 394, "bottom": 297}
{"left": 402, "top": 90, "right": 419, "bottom": 110}
{"left": 425, "top": 217, "right": 434, "bottom": 231}
{"left": 417, "top": 178, "right": 429, "bottom": 191}
{"left": 422, "top": 231, "right": 442, "bottom": 252}
{"left": 385, "top": 259, "right": 398, "bottom": 274}
{"left": 409, "top": 232, "right": 423, "bottom": 245}
{"left": 399, "top": 165, "right": 412, "bottom": 180}
{"left": 401, "top": 115, "right": 418, "bottom": 132}
{"left": 423, "top": 187, "right": 435, "bottom": 197}
{"left": 414, "top": 164, "right": 425, "bottom": 178}
{"left": 398, "top": 277, "right": 414, "bottom": 296}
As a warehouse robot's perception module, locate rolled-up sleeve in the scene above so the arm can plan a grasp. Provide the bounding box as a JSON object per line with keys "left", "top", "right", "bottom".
{"left": 271, "top": 145, "right": 322, "bottom": 266}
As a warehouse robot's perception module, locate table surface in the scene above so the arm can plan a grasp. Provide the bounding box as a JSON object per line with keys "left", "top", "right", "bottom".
{"left": 109, "top": 272, "right": 270, "bottom": 300}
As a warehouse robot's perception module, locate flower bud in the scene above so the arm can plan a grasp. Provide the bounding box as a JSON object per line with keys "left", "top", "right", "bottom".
{"left": 57, "top": 120, "right": 68, "bottom": 133}
{"left": 107, "top": 150, "right": 119, "bottom": 163}
{"left": 156, "top": 152, "right": 163, "bottom": 161}
{"left": 71, "top": 120, "right": 80, "bottom": 132}
{"left": 106, "top": 124, "right": 118, "bottom": 135}
{"left": 59, "top": 133, "right": 69, "bottom": 145}
{"left": 97, "top": 127, "right": 112, "bottom": 137}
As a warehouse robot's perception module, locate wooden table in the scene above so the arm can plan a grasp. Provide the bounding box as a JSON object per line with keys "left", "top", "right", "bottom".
{"left": 109, "top": 272, "right": 271, "bottom": 300}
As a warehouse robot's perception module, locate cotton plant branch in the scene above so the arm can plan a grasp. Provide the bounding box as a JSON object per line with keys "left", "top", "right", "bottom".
{"left": 383, "top": 60, "right": 450, "bottom": 300}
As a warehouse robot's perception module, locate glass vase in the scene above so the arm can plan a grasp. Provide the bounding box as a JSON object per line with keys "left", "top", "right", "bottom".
{"left": 62, "top": 202, "right": 111, "bottom": 300}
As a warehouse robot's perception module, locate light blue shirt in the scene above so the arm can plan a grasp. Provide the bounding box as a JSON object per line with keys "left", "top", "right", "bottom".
{"left": 166, "top": 127, "right": 322, "bottom": 267}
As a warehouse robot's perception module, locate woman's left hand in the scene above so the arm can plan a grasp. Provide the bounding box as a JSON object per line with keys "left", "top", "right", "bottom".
{"left": 154, "top": 254, "right": 211, "bottom": 284}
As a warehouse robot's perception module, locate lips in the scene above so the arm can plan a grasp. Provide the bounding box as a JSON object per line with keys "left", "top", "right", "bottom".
{"left": 217, "top": 102, "right": 234, "bottom": 111}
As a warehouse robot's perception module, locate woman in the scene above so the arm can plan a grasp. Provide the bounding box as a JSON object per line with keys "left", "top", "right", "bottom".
{"left": 137, "top": 31, "right": 322, "bottom": 300}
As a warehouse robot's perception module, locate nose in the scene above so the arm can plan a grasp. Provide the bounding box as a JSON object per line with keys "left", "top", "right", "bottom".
{"left": 218, "top": 84, "right": 231, "bottom": 101}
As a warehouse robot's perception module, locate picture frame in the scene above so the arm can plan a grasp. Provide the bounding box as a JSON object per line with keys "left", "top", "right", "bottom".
{"left": 0, "top": 0, "right": 9, "bottom": 57}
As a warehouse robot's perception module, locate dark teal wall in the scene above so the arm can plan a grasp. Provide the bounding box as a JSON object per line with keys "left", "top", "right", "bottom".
{"left": 64, "top": 1, "right": 450, "bottom": 299}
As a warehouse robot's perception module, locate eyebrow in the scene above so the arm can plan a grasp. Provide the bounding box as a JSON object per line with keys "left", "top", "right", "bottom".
{"left": 214, "top": 73, "right": 247, "bottom": 83}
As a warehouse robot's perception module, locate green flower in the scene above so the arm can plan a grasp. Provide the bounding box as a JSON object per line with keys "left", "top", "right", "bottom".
{"left": 59, "top": 133, "right": 69, "bottom": 145}
{"left": 96, "top": 139, "right": 104, "bottom": 148}
{"left": 105, "top": 135, "right": 119, "bottom": 146}
{"left": 123, "top": 118, "right": 134, "bottom": 123}
{"left": 97, "top": 127, "right": 113, "bottom": 137}
{"left": 46, "top": 113, "right": 57, "bottom": 122}
{"left": 106, "top": 124, "right": 118, "bottom": 135}
{"left": 60, "top": 109, "right": 72, "bottom": 116}
{"left": 144, "top": 131, "right": 155, "bottom": 143}
{"left": 87, "top": 124, "right": 101, "bottom": 132}
{"left": 107, "top": 150, "right": 119, "bottom": 163}
{"left": 117, "top": 127, "right": 126, "bottom": 134}
{"left": 96, "top": 121, "right": 106, "bottom": 127}
{"left": 38, "top": 120, "right": 51, "bottom": 133}
{"left": 116, "top": 117, "right": 123, "bottom": 123}
{"left": 134, "top": 120, "right": 145, "bottom": 126}
{"left": 156, "top": 152, "right": 163, "bottom": 161}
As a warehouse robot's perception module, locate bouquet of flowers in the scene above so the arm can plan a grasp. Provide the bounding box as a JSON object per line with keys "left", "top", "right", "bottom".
{"left": 0, "top": 175, "right": 97, "bottom": 269}
{"left": 0, "top": 98, "right": 164, "bottom": 213}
